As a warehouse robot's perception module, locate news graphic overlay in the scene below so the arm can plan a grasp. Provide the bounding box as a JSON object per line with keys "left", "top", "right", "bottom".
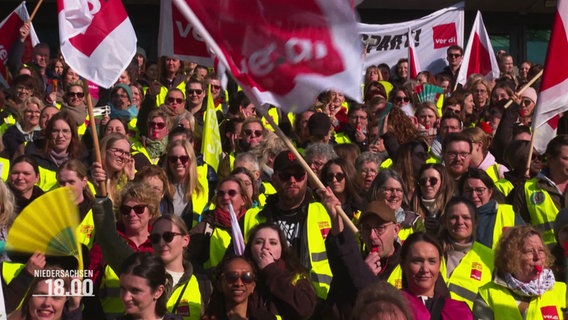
{"left": 32, "top": 269, "right": 95, "bottom": 297}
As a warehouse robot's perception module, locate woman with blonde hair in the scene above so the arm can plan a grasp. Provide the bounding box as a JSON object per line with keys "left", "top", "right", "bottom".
{"left": 91, "top": 133, "right": 134, "bottom": 202}
{"left": 0, "top": 179, "right": 15, "bottom": 261}
{"left": 3, "top": 96, "right": 44, "bottom": 159}
{"left": 462, "top": 126, "right": 508, "bottom": 181}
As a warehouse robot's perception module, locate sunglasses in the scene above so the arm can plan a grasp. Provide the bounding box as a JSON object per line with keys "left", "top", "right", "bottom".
{"left": 120, "top": 204, "right": 147, "bottom": 216}
{"left": 217, "top": 189, "right": 239, "bottom": 197}
{"left": 394, "top": 96, "right": 410, "bottom": 103}
{"left": 149, "top": 121, "right": 166, "bottom": 129}
{"left": 187, "top": 89, "right": 203, "bottom": 95}
{"left": 244, "top": 129, "right": 263, "bottom": 137}
{"left": 67, "top": 92, "right": 85, "bottom": 98}
{"left": 448, "top": 53, "right": 462, "bottom": 58}
{"left": 167, "top": 97, "right": 184, "bottom": 104}
{"left": 150, "top": 232, "right": 184, "bottom": 244}
{"left": 211, "top": 85, "right": 221, "bottom": 90}
{"left": 168, "top": 155, "right": 190, "bottom": 164}
{"left": 277, "top": 172, "right": 306, "bottom": 181}
{"left": 223, "top": 271, "right": 255, "bottom": 284}
{"left": 521, "top": 99, "right": 534, "bottom": 107}
{"left": 419, "top": 177, "right": 439, "bottom": 186}
{"left": 326, "top": 172, "right": 345, "bottom": 183}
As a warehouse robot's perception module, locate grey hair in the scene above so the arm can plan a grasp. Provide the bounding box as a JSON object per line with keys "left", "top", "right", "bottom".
{"left": 366, "top": 168, "right": 407, "bottom": 203}
{"left": 355, "top": 151, "right": 382, "bottom": 170}
{"left": 304, "top": 143, "right": 338, "bottom": 162}
{"left": 234, "top": 152, "right": 260, "bottom": 172}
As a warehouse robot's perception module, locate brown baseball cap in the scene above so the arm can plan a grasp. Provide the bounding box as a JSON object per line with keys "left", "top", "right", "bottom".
{"left": 359, "top": 200, "right": 397, "bottom": 224}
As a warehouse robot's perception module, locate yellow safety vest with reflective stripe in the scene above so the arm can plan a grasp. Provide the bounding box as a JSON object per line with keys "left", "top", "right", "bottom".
{"left": 524, "top": 178, "right": 559, "bottom": 245}
{"left": 387, "top": 264, "right": 403, "bottom": 289}
{"left": 0, "top": 157, "right": 9, "bottom": 181}
{"left": 156, "top": 82, "right": 186, "bottom": 107}
{"left": 490, "top": 204, "right": 516, "bottom": 250}
{"left": 100, "top": 265, "right": 122, "bottom": 319}
{"left": 77, "top": 209, "right": 95, "bottom": 249}
{"left": 485, "top": 163, "right": 502, "bottom": 182}
{"left": 440, "top": 242, "right": 494, "bottom": 309}
{"left": 495, "top": 178, "right": 514, "bottom": 197}
{"left": 37, "top": 166, "right": 58, "bottom": 191}
{"left": 167, "top": 275, "right": 202, "bottom": 320}
{"left": 478, "top": 280, "right": 566, "bottom": 320}
{"left": 398, "top": 227, "right": 414, "bottom": 243}
{"left": 2, "top": 261, "right": 25, "bottom": 285}
{"left": 244, "top": 203, "right": 333, "bottom": 299}
{"left": 203, "top": 227, "right": 232, "bottom": 271}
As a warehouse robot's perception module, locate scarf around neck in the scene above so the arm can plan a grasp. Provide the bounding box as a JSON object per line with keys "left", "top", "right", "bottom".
{"left": 504, "top": 268, "right": 555, "bottom": 296}
{"left": 145, "top": 137, "right": 168, "bottom": 159}
{"left": 49, "top": 149, "right": 70, "bottom": 167}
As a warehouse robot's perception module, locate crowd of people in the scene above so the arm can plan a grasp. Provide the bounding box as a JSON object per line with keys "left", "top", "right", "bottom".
{"left": 0, "top": 16, "right": 567, "bottom": 320}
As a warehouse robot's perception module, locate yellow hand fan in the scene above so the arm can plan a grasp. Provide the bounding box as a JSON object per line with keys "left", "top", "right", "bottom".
{"left": 7, "top": 187, "right": 83, "bottom": 270}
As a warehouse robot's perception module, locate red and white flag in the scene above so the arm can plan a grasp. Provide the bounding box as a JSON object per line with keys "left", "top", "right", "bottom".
{"left": 456, "top": 11, "right": 500, "bottom": 86}
{"left": 172, "top": 0, "right": 362, "bottom": 113}
{"left": 158, "top": 0, "right": 212, "bottom": 66}
{"left": 533, "top": 0, "right": 568, "bottom": 154}
{"left": 0, "top": 2, "right": 40, "bottom": 87}
{"left": 57, "top": 0, "right": 137, "bottom": 88}
{"left": 408, "top": 27, "right": 422, "bottom": 80}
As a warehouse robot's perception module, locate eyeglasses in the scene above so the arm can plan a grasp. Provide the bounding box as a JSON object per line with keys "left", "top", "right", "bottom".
{"left": 350, "top": 115, "right": 368, "bottom": 121}
{"left": 381, "top": 187, "right": 404, "bottom": 195}
{"left": 210, "top": 85, "right": 221, "bottom": 90}
{"left": 168, "top": 155, "right": 190, "bottom": 164}
{"left": 448, "top": 53, "right": 462, "bottom": 58}
{"left": 67, "top": 92, "right": 84, "bottom": 98}
{"left": 394, "top": 96, "right": 410, "bottom": 103}
{"left": 120, "top": 204, "right": 147, "bottom": 215}
{"left": 150, "top": 232, "right": 184, "bottom": 244}
{"left": 326, "top": 172, "right": 345, "bottom": 183}
{"left": 25, "top": 109, "right": 41, "bottom": 115}
{"left": 361, "top": 222, "right": 394, "bottom": 236}
{"left": 167, "top": 97, "right": 184, "bottom": 104}
{"left": 419, "top": 177, "right": 439, "bottom": 186}
{"left": 187, "top": 89, "right": 203, "bottom": 95}
{"left": 217, "top": 189, "right": 239, "bottom": 197}
{"left": 521, "top": 99, "right": 534, "bottom": 107}
{"left": 244, "top": 129, "right": 263, "bottom": 137}
{"left": 51, "top": 129, "right": 72, "bottom": 136}
{"left": 445, "top": 151, "right": 470, "bottom": 159}
{"left": 16, "top": 86, "right": 32, "bottom": 92}
{"left": 223, "top": 271, "right": 255, "bottom": 284}
{"left": 277, "top": 172, "right": 306, "bottom": 182}
{"left": 148, "top": 121, "right": 166, "bottom": 129}
{"left": 108, "top": 147, "right": 131, "bottom": 158}
{"left": 463, "top": 187, "right": 488, "bottom": 196}
{"left": 361, "top": 168, "right": 377, "bottom": 176}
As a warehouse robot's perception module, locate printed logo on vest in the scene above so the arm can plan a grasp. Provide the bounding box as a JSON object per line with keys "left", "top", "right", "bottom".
{"left": 530, "top": 191, "right": 545, "bottom": 205}
{"left": 540, "top": 305, "right": 559, "bottom": 319}
{"left": 176, "top": 301, "right": 190, "bottom": 316}
{"left": 319, "top": 221, "right": 331, "bottom": 239}
{"left": 470, "top": 262, "right": 482, "bottom": 281}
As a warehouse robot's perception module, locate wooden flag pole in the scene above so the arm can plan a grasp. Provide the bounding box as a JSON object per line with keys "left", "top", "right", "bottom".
{"left": 257, "top": 106, "right": 359, "bottom": 234}
{"left": 525, "top": 134, "right": 537, "bottom": 178}
{"left": 27, "top": 0, "right": 44, "bottom": 24}
{"left": 504, "top": 69, "right": 544, "bottom": 109}
{"left": 84, "top": 80, "right": 107, "bottom": 196}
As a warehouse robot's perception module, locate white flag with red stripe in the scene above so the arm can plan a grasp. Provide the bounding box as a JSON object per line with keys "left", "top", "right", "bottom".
{"left": 533, "top": 0, "right": 568, "bottom": 154}
{"left": 158, "top": 0, "right": 212, "bottom": 66}
{"left": 57, "top": 0, "right": 137, "bottom": 88}
{"left": 172, "top": 0, "right": 362, "bottom": 113}
{"left": 0, "top": 2, "right": 40, "bottom": 87}
{"left": 456, "top": 11, "right": 500, "bottom": 86}
{"left": 408, "top": 27, "right": 422, "bottom": 80}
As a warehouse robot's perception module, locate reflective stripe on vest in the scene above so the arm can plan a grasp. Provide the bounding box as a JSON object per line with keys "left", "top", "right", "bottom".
{"left": 440, "top": 242, "right": 494, "bottom": 309}
{"left": 167, "top": 275, "right": 202, "bottom": 320}
{"left": 387, "top": 265, "right": 403, "bottom": 289}
{"left": 491, "top": 204, "right": 516, "bottom": 250}
{"left": 204, "top": 228, "right": 232, "bottom": 271}
{"left": 478, "top": 280, "right": 566, "bottom": 320}
{"left": 77, "top": 209, "right": 95, "bottom": 249}
{"left": 100, "top": 265, "right": 122, "bottom": 319}
{"left": 524, "top": 178, "right": 559, "bottom": 245}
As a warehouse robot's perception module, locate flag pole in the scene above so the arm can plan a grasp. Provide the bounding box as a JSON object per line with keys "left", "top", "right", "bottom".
{"left": 84, "top": 80, "right": 107, "bottom": 196}
{"left": 26, "top": 0, "right": 44, "bottom": 24}
{"left": 504, "top": 69, "right": 544, "bottom": 109}
{"left": 257, "top": 106, "right": 359, "bottom": 234}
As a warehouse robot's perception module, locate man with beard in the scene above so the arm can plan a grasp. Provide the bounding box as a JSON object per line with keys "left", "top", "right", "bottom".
{"left": 244, "top": 150, "right": 333, "bottom": 301}
{"left": 442, "top": 132, "right": 473, "bottom": 190}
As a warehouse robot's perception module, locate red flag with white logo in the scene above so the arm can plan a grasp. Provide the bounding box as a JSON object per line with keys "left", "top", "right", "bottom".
{"left": 158, "top": 0, "right": 212, "bottom": 66}
{"left": 533, "top": 0, "right": 568, "bottom": 154}
{"left": 172, "top": 0, "right": 362, "bottom": 113}
{"left": 408, "top": 27, "right": 422, "bottom": 80}
{"left": 456, "top": 11, "right": 500, "bottom": 86}
{"left": 0, "top": 2, "right": 40, "bottom": 87}
{"left": 57, "top": 0, "right": 137, "bottom": 88}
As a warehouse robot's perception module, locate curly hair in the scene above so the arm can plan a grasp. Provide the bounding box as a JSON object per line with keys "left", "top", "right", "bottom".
{"left": 495, "top": 225, "right": 554, "bottom": 278}
{"left": 115, "top": 181, "right": 161, "bottom": 224}
{"left": 385, "top": 107, "right": 419, "bottom": 145}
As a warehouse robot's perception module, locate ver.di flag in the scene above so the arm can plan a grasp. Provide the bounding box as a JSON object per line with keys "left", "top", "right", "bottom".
{"left": 0, "top": 2, "right": 40, "bottom": 87}
{"left": 201, "top": 84, "right": 222, "bottom": 172}
{"left": 456, "top": 11, "right": 500, "bottom": 86}
{"left": 533, "top": 0, "right": 568, "bottom": 154}
{"left": 57, "top": 0, "right": 137, "bottom": 88}
{"left": 172, "top": 0, "right": 362, "bottom": 113}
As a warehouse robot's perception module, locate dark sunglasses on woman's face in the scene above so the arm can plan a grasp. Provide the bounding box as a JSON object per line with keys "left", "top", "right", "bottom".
{"left": 168, "top": 155, "right": 190, "bottom": 164}
{"left": 120, "top": 204, "right": 147, "bottom": 215}
{"left": 244, "top": 129, "right": 263, "bottom": 137}
{"left": 223, "top": 271, "right": 255, "bottom": 284}
{"left": 394, "top": 96, "right": 410, "bottom": 103}
{"left": 418, "top": 177, "right": 439, "bottom": 186}
{"left": 167, "top": 97, "right": 184, "bottom": 104}
{"left": 148, "top": 121, "right": 166, "bottom": 129}
{"left": 217, "top": 189, "right": 239, "bottom": 197}
{"left": 67, "top": 92, "right": 84, "bottom": 98}
{"left": 150, "top": 232, "right": 183, "bottom": 244}
{"left": 326, "top": 172, "right": 345, "bottom": 183}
